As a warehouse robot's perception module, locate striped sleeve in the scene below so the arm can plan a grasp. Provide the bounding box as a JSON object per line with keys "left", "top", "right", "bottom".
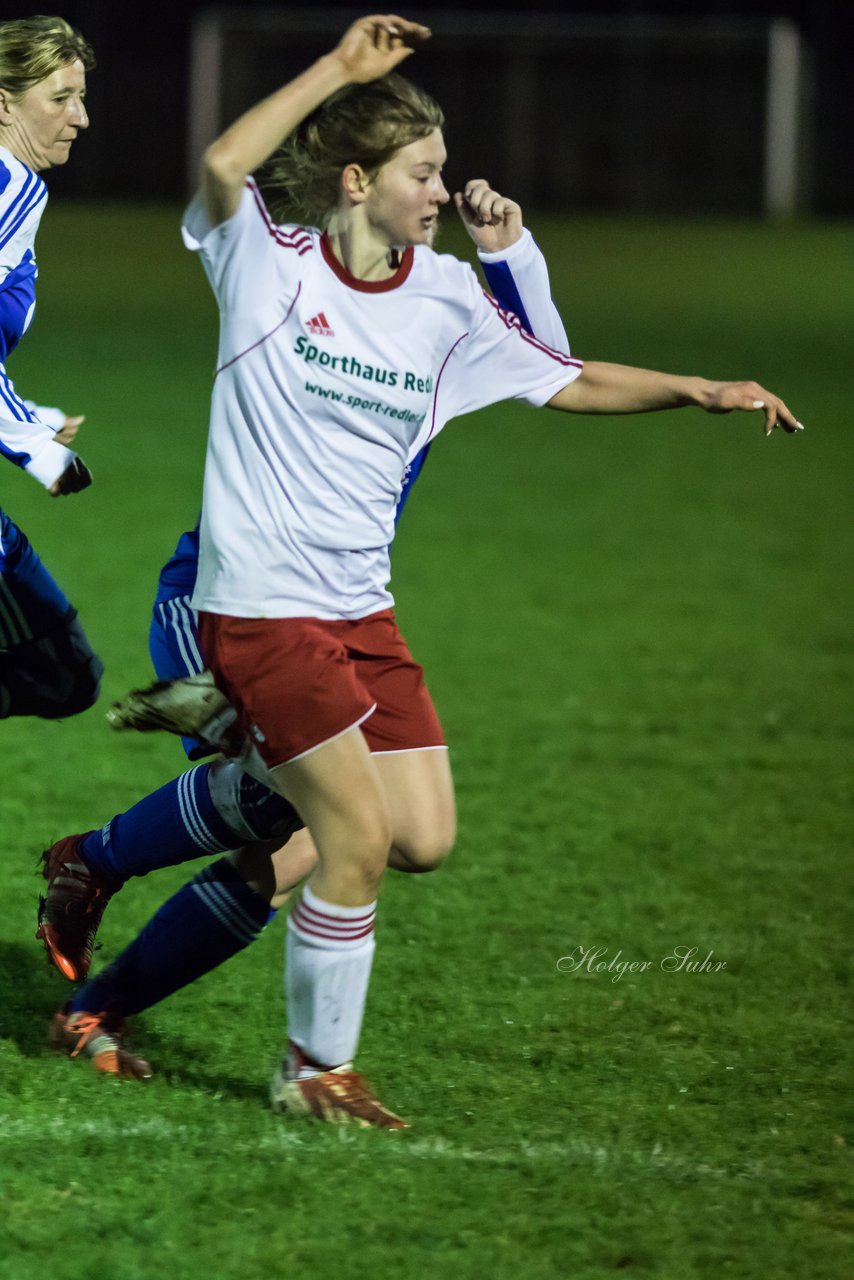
{"left": 182, "top": 180, "right": 310, "bottom": 316}
{"left": 429, "top": 268, "right": 582, "bottom": 431}
{"left": 477, "top": 228, "right": 570, "bottom": 355}
{"left": 0, "top": 367, "right": 74, "bottom": 487}
{"left": 0, "top": 160, "right": 47, "bottom": 255}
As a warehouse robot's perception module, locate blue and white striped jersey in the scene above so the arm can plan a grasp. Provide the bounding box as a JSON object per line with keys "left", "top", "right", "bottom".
{"left": 0, "top": 144, "right": 74, "bottom": 489}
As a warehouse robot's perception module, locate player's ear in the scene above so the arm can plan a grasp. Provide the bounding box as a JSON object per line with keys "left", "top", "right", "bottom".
{"left": 341, "top": 163, "right": 370, "bottom": 204}
{"left": 0, "top": 87, "right": 15, "bottom": 122}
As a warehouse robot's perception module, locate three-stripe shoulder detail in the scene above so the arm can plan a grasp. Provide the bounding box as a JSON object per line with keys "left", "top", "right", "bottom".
{"left": 247, "top": 180, "right": 313, "bottom": 256}
{"left": 483, "top": 291, "right": 582, "bottom": 368}
{"left": 0, "top": 167, "right": 47, "bottom": 250}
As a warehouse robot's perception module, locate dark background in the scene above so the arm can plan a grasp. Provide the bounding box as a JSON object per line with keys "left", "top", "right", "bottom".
{"left": 1, "top": 0, "right": 851, "bottom": 213}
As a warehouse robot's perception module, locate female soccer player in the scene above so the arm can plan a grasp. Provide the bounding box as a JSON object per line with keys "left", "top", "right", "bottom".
{"left": 45, "top": 176, "right": 570, "bottom": 1082}
{"left": 0, "top": 16, "right": 101, "bottom": 720}
{"left": 53, "top": 14, "right": 801, "bottom": 1128}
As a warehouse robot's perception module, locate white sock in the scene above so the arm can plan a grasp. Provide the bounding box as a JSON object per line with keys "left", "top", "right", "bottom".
{"left": 285, "top": 884, "right": 376, "bottom": 1076}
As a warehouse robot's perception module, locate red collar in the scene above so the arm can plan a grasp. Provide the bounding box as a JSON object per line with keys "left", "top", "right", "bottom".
{"left": 320, "top": 233, "right": 414, "bottom": 293}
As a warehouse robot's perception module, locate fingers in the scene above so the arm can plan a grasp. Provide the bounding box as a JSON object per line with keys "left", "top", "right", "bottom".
{"left": 382, "top": 15, "right": 432, "bottom": 39}
{"left": 54, "top": 413, "right": 85, "bottom": 446}
{"left": 453, "top": 190, "right": 477, "bottom": 228}
{"left": 746, "top": 386, "right": 804, "bottom": 437}
{"left": 456, "top": 179, "right": 520, "bottom": 227}
{"left": 365, "top": 14, "right": 431, "bottom": 49}
{"left": 705, "top": 381, "right": 804, "bottom": 436}
{"left": 337, "top": 15, "right": 430, "bottom": 79}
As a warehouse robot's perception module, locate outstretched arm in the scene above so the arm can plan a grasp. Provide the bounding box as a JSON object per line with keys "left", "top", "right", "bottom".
{"left": 202, "top": 14, "right": 431, "bottom": 226}
{"left": 549, "top": 363, "right": 804, "bottom": 437}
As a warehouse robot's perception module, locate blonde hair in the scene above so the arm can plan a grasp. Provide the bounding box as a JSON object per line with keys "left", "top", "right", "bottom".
{"left": 0, "top": 15, "right": 94, "bottom": 98}
{"left": 263, "top": 73, "right": 444, "bottom": 226}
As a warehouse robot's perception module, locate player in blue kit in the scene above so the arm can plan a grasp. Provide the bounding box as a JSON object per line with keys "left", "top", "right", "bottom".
{"left": 0, "top": 16, "right": 101, "bottom": 721}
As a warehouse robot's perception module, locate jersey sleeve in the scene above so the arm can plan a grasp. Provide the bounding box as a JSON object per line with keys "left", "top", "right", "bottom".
{"left": 0, "top": 364, "right": 74, "bottom": 487}
{"left": 0, "top": 412, "right": 74, "bottom": 487}
{"left": 23, "top": 400, "right": 66, "bottom": 431}
{"left": 477, "top": 228, "right": 570, "bottom": 355}
{"left": 436, "top": 268, "right": 582, "bottom": 426}
{"left": 182, "top": 180, "right": 305, "bottom": 316}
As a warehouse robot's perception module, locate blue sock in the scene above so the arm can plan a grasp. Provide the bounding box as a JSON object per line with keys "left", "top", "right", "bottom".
{"left": 79, "top": 764, "right": 243, "bottom": 883}
{"left": 69, "top": 858, "right": 273, "bottom": 1017}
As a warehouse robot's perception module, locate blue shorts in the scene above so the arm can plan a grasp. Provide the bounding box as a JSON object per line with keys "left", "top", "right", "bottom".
{"left": 0, "top": 507, "right": 74, "bottom": 648}
{"left": 149, "top": 591, "right": 211, "bottom": 759}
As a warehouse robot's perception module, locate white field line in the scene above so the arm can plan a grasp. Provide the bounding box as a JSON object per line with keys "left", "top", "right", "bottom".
{"left": 0, "top": 1114, "right": 767, "bottom": 1182}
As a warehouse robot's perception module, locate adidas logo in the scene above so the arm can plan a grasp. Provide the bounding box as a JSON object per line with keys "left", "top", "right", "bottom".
{"left": 306, "top": 311, "right": 335, "bottom": 337}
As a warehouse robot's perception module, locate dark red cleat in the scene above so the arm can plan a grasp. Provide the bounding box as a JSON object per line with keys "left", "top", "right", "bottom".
{"left": 36, "top": 833, "right": 119, "bottom": 981}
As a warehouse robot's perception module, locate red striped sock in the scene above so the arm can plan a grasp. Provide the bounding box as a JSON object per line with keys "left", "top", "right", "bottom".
{"left": 285, "top": 885, "right": 376, "bottom": 1076}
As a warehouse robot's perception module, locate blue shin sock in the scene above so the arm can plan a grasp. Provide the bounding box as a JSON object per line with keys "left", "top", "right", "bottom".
{"left": 78, "top": 764, "right": 244, "bottom": 883}
{"left": 69, "top": 858, "right": 273, "bottom": 1018}
{"left": 77, "top": 763, "right": 301, "bottom": 885}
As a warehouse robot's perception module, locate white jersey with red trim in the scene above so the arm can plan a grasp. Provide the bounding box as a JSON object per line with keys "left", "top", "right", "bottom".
{"left": 184, "top": 182, "right": 581, "bottom": 621}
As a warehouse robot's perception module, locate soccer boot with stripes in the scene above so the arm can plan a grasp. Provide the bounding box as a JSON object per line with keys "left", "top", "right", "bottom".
{"left": 50, "top": 1005, "right": 152, "bottom": 1080}
{"left": 105, "top": 670, "right": 235, "bottom": 742}
{"left": 270, "top": 1059, "right": 409, "bottom": 1130}
{"left": 36, "top": 833, "right": 120, "bottom": 982}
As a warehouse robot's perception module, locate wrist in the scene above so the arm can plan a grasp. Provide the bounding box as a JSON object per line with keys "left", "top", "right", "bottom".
{"left": 317, "top": 51, "right": 360, "bottom": 92}
{"left": 689, "top": 378, "right": 718, "bottom": 410}
{"left": 476, "top": 226, "right": 530, "bottom": 263}
{"left": 25, "top": 438, "right": 75, "bottom": 489}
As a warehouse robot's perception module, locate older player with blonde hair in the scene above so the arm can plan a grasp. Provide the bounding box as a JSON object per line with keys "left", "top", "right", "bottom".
{"left": 0, "top": 15, "right": 101, "bottom": 720}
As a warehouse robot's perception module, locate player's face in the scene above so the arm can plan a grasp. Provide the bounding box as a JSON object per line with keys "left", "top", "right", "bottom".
{"left": 1, "top": 60, "right": 89, "bottom": 171}
{"left": 365, "top": 129, "right": 450, "bottom": 247}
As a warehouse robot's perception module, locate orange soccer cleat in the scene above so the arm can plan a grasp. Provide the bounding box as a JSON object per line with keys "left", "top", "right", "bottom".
{"left": 36, "top": 833, "right": 119, "bottom": 982}
{"left": 270, "top": 1061, "right": 408, "bottom": 1130}
{"left": 49, "top": 1006, "right": 152, "bottom": 1080}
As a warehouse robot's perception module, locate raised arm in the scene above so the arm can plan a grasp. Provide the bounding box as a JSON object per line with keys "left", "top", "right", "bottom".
{"left": 456, "top": 180, "right": 569, "bottom": 355}
{"left": 201, "top": 14, "right": 431, "bottom": 226}
{"left": 548, "top": 363, "right": 804, "bottom": 436}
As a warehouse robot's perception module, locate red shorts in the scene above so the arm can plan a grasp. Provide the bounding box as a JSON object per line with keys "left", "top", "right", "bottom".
{"left": 198, "top": 608, "right": 445, "bottom": 768}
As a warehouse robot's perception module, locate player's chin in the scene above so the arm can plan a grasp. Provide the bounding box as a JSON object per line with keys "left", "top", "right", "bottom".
{"left": 416, "top": 218, "right": 440, "bottom": 246}
{"left": 48, "top": 142, "right": 74, "bottom": 167}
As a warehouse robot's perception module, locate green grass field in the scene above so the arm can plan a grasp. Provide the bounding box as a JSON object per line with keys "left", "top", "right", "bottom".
{"left": 1, "top": 206, "right": 851, "bottom": 1280}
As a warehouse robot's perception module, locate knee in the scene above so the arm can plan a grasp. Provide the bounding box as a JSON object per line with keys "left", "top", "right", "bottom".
{"left": 350, "top": 811, "right": 395, "bottom": 889}
{"left": 392, "top": 813, "right": 456, "bottom": 874}
{"left": 209, "top": 758, "right": 303, "bottom": 843}
{"left": 319, "top": 807, "right": 392, "bottom": 899}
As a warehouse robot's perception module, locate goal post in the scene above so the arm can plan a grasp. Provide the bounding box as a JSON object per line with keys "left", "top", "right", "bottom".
{"left": 188, "top": 9, "right": 809, "bottom": 218}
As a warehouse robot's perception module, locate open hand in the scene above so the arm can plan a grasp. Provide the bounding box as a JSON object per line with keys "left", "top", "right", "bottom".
{"left": 702, "top": 381, "right": 804, "bottom": 436}
{"left": 332, "top": 14, "right": 431, "bottom": 84}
